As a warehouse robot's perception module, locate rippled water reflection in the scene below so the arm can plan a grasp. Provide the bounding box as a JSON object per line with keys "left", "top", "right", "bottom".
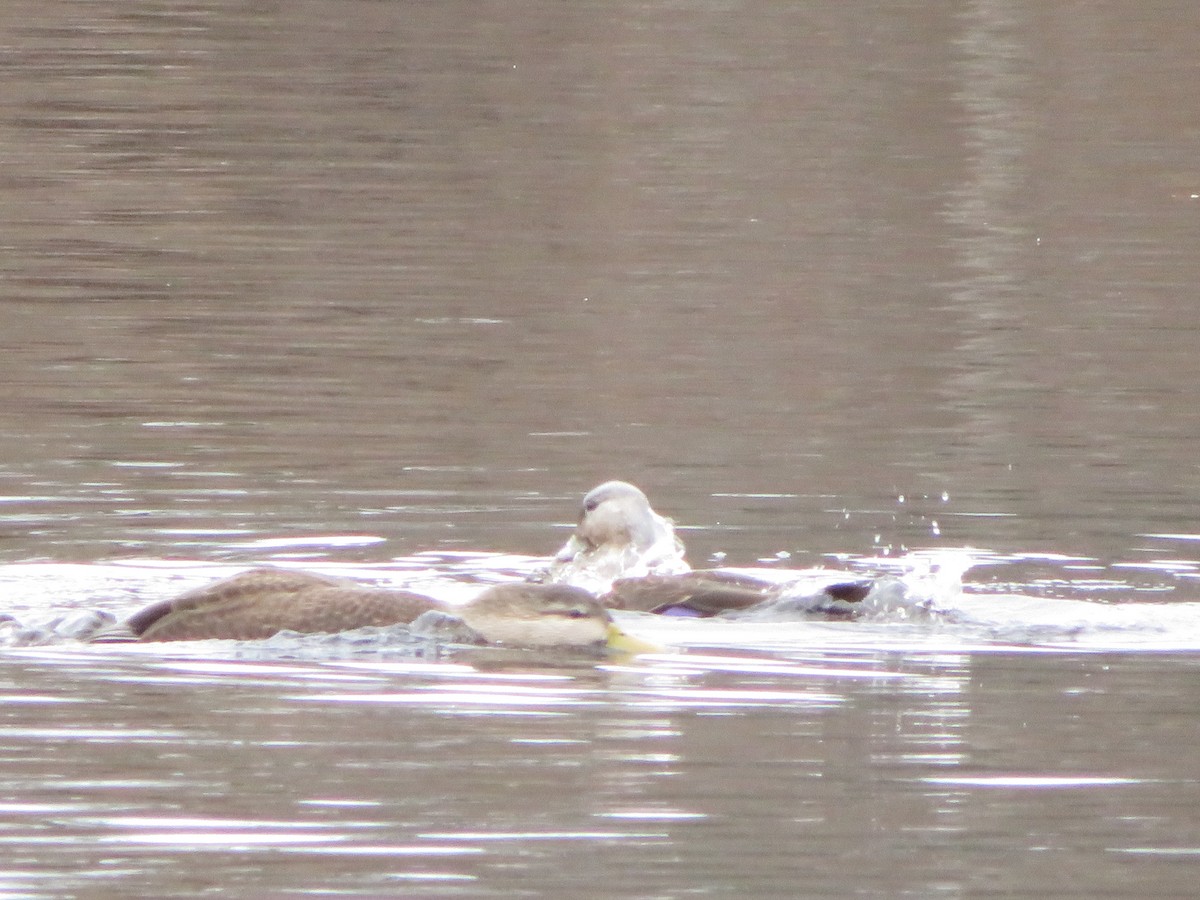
{"left": 3, "top": 628, "right": 1198, "bottom": 897}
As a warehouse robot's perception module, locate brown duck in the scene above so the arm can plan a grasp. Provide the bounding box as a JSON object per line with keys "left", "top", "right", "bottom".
{"left": 110, "top": 567, "right": 640, "bottom": 649}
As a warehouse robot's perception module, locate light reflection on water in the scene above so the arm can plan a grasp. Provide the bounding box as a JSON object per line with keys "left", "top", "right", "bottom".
{"left": 2, "top": 630, "right": 1198, "bottom": 897}
{"left": 0, "top": 640, "right": 965, "bottom": 896}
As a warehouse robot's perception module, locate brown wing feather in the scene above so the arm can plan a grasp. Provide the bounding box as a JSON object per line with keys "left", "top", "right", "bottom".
{"left": 129, "top": 568, "right": 437, "bottom": 641}
{"left": 602, "top": 572, "right": 875, "bottom": 618}
{"left": 603, "top": 572, "right": 773, "bottom": 616}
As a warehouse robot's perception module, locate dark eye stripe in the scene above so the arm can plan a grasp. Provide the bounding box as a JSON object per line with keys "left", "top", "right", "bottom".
{"left": 549, "top": 607, "right": 591, "bottom": 619}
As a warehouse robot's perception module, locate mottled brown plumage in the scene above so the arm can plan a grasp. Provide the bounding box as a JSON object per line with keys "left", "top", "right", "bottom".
{"left": 602, "top": 571, "right": 775, "bottom": 615}
{"left": 129, "top": 568, "right": 435, "bottom": 641}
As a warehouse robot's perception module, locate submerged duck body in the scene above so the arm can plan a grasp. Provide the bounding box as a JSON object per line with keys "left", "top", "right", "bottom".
{"left": 544, "top": 480, "right": 689, "bottom": 593}
{"left": 602, "top": 571, "right": 873, "bottom": 618}
{"left": 601, "top": 571, "right": 775, "bottom": 615}
{"left": 114, "top": 568, "right": 624, "bottom": 649}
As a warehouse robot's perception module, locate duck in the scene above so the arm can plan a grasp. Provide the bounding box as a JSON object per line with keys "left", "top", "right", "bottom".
{"left": 544, "top": 480, "right": 874, "bottom": 618}
{"left": 101, "top": 567, "right": 642, "bottom": 650}
{"left": 542, "top": 480, "right": 689, "bottom": 593}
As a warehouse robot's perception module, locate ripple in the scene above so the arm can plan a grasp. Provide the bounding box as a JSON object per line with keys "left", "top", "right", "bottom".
{"left": 922, "top": 775, "right": 1142, "bottom": 788}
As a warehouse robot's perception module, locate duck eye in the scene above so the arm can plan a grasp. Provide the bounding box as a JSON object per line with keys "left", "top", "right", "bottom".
{"left": 584, "top": 498, "right": 600, "bottom": 512}
{"left": 562, "top": 608, "right": 590, "bottom": 619}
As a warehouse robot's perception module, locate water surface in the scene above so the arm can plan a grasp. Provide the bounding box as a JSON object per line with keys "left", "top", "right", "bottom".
{"left": 2, "top": 0, "right": 1199, "bottom": 896}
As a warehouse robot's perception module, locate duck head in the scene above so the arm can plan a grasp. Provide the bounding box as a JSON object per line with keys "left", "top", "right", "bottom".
{"left": 458, "top": 582, "right": 644, "bottom": 650}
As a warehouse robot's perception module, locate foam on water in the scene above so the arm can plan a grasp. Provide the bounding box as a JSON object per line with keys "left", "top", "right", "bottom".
{"left": 2, "top": 547, "right": 1200, "bottom": 654}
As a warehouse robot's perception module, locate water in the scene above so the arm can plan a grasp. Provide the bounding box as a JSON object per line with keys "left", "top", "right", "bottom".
{"left": 3, "top": 0, "right": 1200, "bottom": 896}
{"left": 3, "top": 619, "right": 1199, "bottom": 897}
